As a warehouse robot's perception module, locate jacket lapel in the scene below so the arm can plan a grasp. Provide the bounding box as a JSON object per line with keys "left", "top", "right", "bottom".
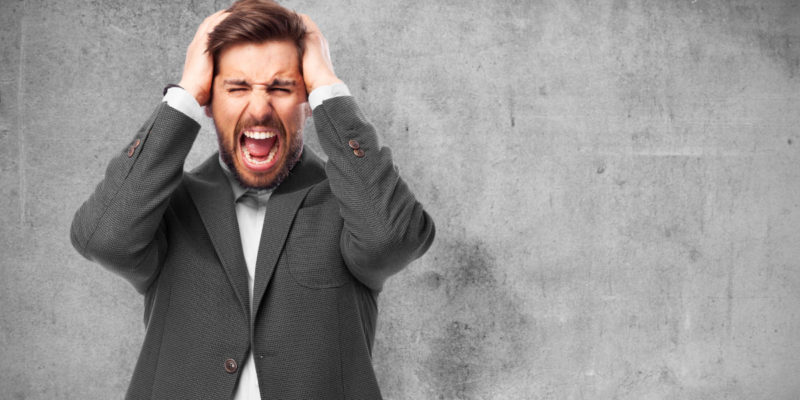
{"left": 251, "top": 148, "right": 327, "bottom": 319}
{"left": 184, "top": 154, "right": 251, "bottom": 321}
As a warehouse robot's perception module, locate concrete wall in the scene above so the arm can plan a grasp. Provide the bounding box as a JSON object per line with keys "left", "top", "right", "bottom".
{"left": 1, "top": 0, "right": 798, "bottom": 398}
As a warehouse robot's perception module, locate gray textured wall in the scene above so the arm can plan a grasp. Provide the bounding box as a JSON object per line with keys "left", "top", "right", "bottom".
{"left": 1, "top": 0, "right": 799, "bottom": 398}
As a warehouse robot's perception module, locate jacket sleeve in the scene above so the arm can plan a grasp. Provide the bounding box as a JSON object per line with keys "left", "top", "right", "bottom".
{"left": 312, "top": 96, "right": 435, "bottom": 291}
{"left": 70, "top": 102, "right": 201, "bottom": 293}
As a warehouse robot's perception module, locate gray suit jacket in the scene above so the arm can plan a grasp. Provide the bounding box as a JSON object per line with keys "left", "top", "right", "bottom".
{"left": 71, "top": 96, "right": 435, "bottom": 399}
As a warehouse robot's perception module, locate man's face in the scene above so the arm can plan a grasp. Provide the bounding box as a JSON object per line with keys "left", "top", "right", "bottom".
{"left": 210, "top": 40, "right": 308, "bottom": 189}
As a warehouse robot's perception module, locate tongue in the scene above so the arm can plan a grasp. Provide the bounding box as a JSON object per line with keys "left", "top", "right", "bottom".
{"left": 243, "top": 135, "right": 277, "bottom": 157}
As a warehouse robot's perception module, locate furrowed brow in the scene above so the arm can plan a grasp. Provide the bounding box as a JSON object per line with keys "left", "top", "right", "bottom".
{"left": 223, "top": 79, "right": 250, "bottom": 86}
{"left": 222, "top": 78, "right": 297, "bottom": 87}
{"left": 268, "top": 78, "right": 297, "bottom": 87}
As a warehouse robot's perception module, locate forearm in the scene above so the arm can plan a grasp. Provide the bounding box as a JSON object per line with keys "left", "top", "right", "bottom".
{"left": 70, "top": 102, "right": 200, "bottom": 292}
{"left": 313, "top": 96, "right": 435, "bottom": 291}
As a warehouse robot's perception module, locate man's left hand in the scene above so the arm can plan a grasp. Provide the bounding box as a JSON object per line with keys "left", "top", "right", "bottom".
{"left": 299, "top": 14, "right": 343, "bottom": 95}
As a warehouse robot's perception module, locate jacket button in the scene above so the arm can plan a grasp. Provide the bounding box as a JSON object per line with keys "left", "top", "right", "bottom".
{"left": 348, "top": 139, "right": 360, "bottom": 149}
{"left": 224, "top": 358, "right": 238, "bottom": 373}
{"left": 353, "top": 148, "right": 365, "bottom": 158}
{"left": 127, "top": 138, "right": 140, "bottom": 157}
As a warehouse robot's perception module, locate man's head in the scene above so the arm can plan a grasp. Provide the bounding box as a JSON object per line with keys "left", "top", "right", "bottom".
{"left": 207, "top": 0, "right": 308, "bottom": 189}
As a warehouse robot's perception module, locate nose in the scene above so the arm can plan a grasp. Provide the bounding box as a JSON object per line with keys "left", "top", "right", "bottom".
{"left": 246, "top": 86, "right": 273, "bottom": 121}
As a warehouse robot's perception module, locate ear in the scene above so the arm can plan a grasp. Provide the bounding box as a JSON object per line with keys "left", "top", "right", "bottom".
{"left": 204, "top": 105, "right": 213, "bottom": 118}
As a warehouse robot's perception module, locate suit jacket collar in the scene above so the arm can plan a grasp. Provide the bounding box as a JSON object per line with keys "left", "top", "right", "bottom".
{"left": 184, "top": 147, "right": 327, "bottom": 326}
{"left": 251, "top": 148, "right": 326, "bottom": 321}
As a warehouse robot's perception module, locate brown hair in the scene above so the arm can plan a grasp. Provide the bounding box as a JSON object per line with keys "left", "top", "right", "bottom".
{"left": 207, "top": 0, "right": 306, "bottom": 75}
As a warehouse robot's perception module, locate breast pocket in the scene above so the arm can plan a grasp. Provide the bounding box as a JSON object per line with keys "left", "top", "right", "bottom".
{"left": 285, "top": 204, "right": 351, "bottom": 288}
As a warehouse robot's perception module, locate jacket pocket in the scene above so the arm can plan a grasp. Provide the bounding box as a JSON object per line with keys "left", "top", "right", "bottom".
{"left": 285, "top": 203, "right": 351, "bottom": 288}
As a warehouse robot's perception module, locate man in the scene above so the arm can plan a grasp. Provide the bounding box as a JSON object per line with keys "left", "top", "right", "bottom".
{"left": 70, "top": 1, "right": 435, "bottom": 398}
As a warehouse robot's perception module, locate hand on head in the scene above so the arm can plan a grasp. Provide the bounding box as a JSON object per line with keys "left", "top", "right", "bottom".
{"left": 298, "top": 14, "right": 342, "bottom": 94}
{"left": 178, "top": 8, "right": 342, "bottom": 106}
{"left": 179, "top": 9, "right": 230, "bottom": 106}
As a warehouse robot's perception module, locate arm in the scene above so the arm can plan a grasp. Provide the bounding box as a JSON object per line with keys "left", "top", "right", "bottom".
{"left": 70, "top": 104, "right": 199, "bottom": 293}
{"left": 70, "top": 10, "right": 227, "bottom": 293}
{"left": 314, "top": 97, "right": 435, "bottom": 291}
{"left": 301, "top": 16, "right": 435, "bottom": 291}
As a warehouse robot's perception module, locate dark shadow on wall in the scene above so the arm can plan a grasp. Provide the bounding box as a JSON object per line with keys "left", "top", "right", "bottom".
{"left": 419, "top": 237, "right": 537, "bottom": 399}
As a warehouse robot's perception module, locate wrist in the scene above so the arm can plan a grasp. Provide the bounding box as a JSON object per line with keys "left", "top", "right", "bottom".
{"left": 307, "top": 76, "right": 342, "bottom": 95}
{"left": 178, "top": 80, "right": 208, "bottom": 106}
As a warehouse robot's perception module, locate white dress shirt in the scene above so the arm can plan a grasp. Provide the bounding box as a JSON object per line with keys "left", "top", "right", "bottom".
{"left": 223, "top": 169, "right": 271, "bottom": 400}
{"left": 163, "top": 83, "right": 350, "bottom": 399}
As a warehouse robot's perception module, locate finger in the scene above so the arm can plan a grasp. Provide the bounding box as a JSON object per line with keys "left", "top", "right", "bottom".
{"left": 197, "top": 9, "right": 227, "bottom": 35}
{"left": 206, "top": 10, "right": 229, "bottom": 30}
{"left": 193, "top": 10, "right": 229, "bottom": 47}
{"left": 206, "top": 9, "right": 228, "bottom": 22}
{"left": 299, "top": 13, "right": 320, "bottom": 33}
{"left": 211, "top": 9, "right": 229, "bottom": 24}
{"left": 200, "top": 10, "right": 222, "bottom": 28}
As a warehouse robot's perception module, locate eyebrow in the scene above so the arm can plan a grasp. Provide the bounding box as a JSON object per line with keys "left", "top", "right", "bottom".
{"left": 222, "top": 78, "right": 297, "bottom": 87}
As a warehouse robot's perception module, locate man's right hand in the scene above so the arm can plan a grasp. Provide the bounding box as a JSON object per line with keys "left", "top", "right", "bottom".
{"left": 178, "top": 10, "right": 229, "bottom": 106}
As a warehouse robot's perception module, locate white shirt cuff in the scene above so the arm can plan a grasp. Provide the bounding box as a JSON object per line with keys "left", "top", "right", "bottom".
{"left": 308, "top": 82, "right": 351, "bottom": 110}
{"left": 163, "top": 87, "right": 205, "bottom": 124}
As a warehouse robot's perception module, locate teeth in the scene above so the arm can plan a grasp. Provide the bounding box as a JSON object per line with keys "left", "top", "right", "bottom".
{"left": 243, "top": 131, "right": 276, "bottom": 140}
{"left": 243, "top": 144, "right": 278, "bottom": 165}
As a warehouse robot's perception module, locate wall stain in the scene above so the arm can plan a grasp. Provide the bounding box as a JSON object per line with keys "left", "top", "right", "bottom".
{"left": 509, "top": 85, "right": 515, "bottom": 128}
{"left": 538, "top": 85, "right": 548, "bottom": 96}
{"left": 689, "top": 247, "right": 702, "bottom": 262}
{"left": 757, "top": 32, "right": 800, "bottom": 79}
{"left": 421, "top": 270, "right": 442, "bottom": 290}
{"left": 596, "top": 163, "right": 606, "bottom": 174}
{"left": 420, "top": 238, "right": 532, "bottom": 399}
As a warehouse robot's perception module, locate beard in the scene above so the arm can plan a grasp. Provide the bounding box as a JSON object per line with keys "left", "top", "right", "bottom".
{"left": 216, "top": 112, "right": 304, "bottom": 191}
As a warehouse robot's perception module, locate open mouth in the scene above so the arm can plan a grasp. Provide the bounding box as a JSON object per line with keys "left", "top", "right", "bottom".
{"left": 239, "top": 129, "right": 280, "bottom": 172}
